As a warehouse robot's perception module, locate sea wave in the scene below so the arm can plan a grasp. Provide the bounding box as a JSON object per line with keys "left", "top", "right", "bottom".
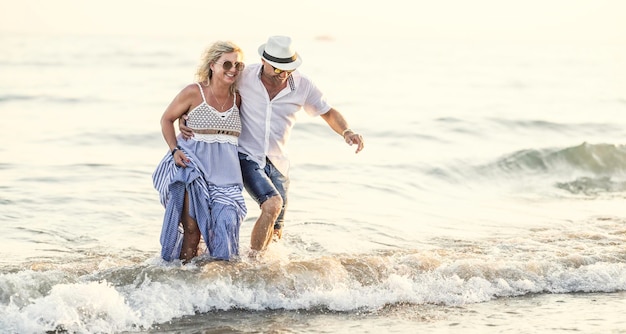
{"left": 489, "top": 119, "right": 624, "bottom": 135}
{"left": 462, "top": 142, "right": 626, "bottom": 196}
{"left": 1, "top": 215, "right": 624, "bottom": 333}
{"left": 492, "top": 142, "right": 626, "bottom": 175}
{"left": 0, "top": 94, "right": 87, "bottom": 104}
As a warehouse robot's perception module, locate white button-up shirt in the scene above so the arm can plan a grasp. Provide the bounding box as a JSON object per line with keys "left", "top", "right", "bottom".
{"left": 237, "top": 63, "right": 331, "bottom": 176}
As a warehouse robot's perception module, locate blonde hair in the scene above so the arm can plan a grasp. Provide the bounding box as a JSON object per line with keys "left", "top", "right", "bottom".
{"left": 195, "top": 41, "right": 243, "bottom": 95}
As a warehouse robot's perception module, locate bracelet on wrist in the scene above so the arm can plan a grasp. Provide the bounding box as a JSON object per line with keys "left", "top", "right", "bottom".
{"left": 342, "top": 128, "right": 353, "bottom": 136}
{"left": 171, "top": 145, "right": 182, "bottom": 156}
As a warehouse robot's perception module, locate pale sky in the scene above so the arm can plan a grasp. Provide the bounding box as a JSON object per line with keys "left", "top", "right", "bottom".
{"left": 1, "top": 0, "right": 625, "bottom": 43}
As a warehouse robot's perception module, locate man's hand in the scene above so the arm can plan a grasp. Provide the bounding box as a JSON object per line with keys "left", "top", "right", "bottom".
{"left": 344, "top": 130, "right": 364, "bottom": 154}
{"left": 178, "top": 114, "right": 194, "bottom": 140}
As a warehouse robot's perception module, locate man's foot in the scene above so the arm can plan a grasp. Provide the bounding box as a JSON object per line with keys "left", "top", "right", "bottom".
{"left": 273, "top": 228, "right": 282, "bottom": 241}
{"left": 248, "top": 249, "right": 262, "bottom": 260}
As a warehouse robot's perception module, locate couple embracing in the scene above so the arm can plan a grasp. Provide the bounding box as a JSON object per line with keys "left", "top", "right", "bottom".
{"left": 153, "top": 36, "right": 364, "bottom": 263}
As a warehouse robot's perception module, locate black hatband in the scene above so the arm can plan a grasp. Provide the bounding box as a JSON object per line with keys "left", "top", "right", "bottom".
{"left": 262, "top": 51, "right": 297, "bottom": 64}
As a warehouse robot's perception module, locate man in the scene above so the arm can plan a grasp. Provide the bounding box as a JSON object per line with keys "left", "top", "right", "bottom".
{"left": 182, "top": 35, "right": 364, "bottom": 253}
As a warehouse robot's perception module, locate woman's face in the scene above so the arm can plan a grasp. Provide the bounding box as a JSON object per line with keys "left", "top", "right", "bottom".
{"left": 211, "top": 52, "right": 244, "bottom": 85}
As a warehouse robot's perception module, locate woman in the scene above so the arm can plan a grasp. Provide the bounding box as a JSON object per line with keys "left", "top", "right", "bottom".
{"left": 152, "top": 41, "right": 247, "bottom": 263}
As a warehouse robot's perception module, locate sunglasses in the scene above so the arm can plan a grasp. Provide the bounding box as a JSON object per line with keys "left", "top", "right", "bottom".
{"left": 215, "top": 60, "right": 245, "bottom": 71}
{"left": 271, "top": 65, "right": 294, "bottom": 75}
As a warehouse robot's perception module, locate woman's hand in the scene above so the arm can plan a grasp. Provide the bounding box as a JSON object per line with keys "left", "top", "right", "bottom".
{"left": 172, "top": 148, "right": 190, "bottom": 168}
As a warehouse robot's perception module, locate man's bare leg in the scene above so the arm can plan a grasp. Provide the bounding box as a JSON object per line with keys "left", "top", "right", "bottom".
{"left": 250, "top": 195, "right": 283, "bottom": 251}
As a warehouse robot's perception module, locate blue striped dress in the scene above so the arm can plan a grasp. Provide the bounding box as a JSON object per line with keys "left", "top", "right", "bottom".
{"left": 152, "top": 83, "right": 247, "bottom": 261}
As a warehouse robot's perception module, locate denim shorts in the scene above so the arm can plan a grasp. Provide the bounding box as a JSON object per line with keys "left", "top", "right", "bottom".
{"left": 239, "top": 153, "right": 289, "bottom": 230}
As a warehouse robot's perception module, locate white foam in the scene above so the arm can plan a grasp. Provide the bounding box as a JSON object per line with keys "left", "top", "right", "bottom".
{"left": 1, "top": 280, "right": 145, "bottom": 333}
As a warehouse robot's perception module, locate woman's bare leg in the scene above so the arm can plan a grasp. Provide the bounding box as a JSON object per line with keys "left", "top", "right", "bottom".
{"left": 179, "top": 191, "right": 200, "bottom": 263}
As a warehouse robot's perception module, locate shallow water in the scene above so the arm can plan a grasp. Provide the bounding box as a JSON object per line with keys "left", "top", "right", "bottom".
{"left": 1, "top": 32, "right": 626, "bottom": 333}
{"left": 141, "top": 292, "right": 626, "bottom": 334}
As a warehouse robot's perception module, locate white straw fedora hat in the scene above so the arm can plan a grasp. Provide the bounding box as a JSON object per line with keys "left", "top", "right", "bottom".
{"left": 258, "top": 35, "right": 303, "bottom": 71}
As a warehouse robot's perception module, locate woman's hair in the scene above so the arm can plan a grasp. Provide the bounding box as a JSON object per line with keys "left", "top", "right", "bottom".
{"left": 195, "top": 40, "right": 243, "bottom": 95}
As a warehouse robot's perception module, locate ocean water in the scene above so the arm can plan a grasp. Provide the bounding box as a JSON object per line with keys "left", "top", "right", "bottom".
{"left": 1, "top": 32, "right": 626, "bottom": 333}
